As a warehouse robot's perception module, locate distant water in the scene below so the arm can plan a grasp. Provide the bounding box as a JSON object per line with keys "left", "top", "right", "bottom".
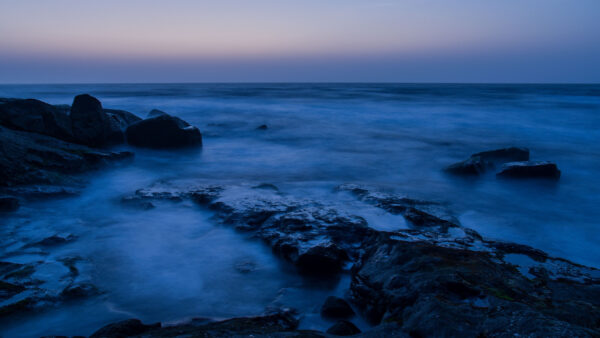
{"left": 1, "top": 83, "right": 599, "bottom": 336}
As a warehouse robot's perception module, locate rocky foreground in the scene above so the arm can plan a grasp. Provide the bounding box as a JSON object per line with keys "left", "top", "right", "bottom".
{"left": 1, "top": 96, "right": 598, "bottom": 337}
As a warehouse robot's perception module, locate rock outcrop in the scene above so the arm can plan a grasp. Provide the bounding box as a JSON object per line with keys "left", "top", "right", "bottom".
{"left": 0, "top": 125, "right": 132, "bottom": 187}
{"left": 0, "top": 98, "right": 74, "bottom": 141}
{"left": 497, "top": 161, "right": 561, "bottom": 179}
{"left": 125, "top": 111, "right": 203, "bottom": 148}
{"left": 70, "top": 94, "right": 125, "bottom": 147}
{"left": 446, "top": 147, "right": 530, "bottom": 176}
{"left": 321, "top": 296, "right": 355, "bottom": 319}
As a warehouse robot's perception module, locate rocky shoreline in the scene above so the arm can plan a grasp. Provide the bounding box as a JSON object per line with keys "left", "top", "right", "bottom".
{"left": 1, "top": 95, "right": 598, "bottom": 337}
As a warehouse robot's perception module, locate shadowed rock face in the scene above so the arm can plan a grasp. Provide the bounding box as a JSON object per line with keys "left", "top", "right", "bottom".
{"left": 0, "top": 98, "right": 74, "bottom": 142}
{"left": 70, "top": 94, "right": 125, "bottom": 147}
{"left": 0, "top": 125, "right": 132, "bottom": 187}
{"left": 350, "top": 232, "right": 599, "bottom": 336}
{"left": 90, "top": 313, "right": 302, "bottom": 338}
{"left": 446, "top": 147, "right": 530, "bottom": 176}
{"left": 321, "top": 296, "right": 355, "bottom": 319}
{"left": 125, "top": 112, "right": 203, "bottom": 148}
{"left": 497, "top": 161, "right": 561, "bottom": 179}
{"left": 327, "top": 320, "right": 361, "bottom": 336}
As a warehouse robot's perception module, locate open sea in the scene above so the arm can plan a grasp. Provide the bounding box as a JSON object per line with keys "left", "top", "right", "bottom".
{"left": 1, "top": 83, "right": 599, "bottom": 336}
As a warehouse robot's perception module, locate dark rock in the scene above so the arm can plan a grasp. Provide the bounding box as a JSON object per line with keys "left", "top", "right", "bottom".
{"left": 446, "top": 147, "right": 530, "bottom": 176}
{"left": 125, "top": 112, "right": 202, "bottom": 148}
{"left": 70, "top": 94, "right": 123, "bottom": 147}
{"left": 0, "top": 98, "right": 74, "bottom": 142}
{"left": 27, "top": 235, "right": 75, "bottom": 248}
{"left": 350, "top": 232, "right": 600, "bottom": 336}
{"left": 0, "top": 280, "right": 25, "bottom": 300}
{"left": 257, "top": 124, "right": 268, "bottom": 130}
{"left": 326, "top": 320, "right": 361, "bottom": 336}
{"left": 105, "top": 109, "right": 142, "bottom": 126}
{"left": 497, "top": 161, "right": 561, "bottom": 179}
{"left": 60, "top": 283, "right": 99, "bottom": 300}
{"left": 0, "top": 196, "right": 19, "bottom": 212}
{"left": 147, "top": 109, "right": 168, "bottom": 118}
{"left": 90, "top": 313, "right": 299, "bottom": 337}
{"left": 321, "top": 296, "right": 355, "bottom": 319}
{"left": 472, "top": 147, "right": 530, "bottom": 164}
{"left": 296, "top": 243, "right": 348, "bottom": 275}
{"left": 90, "top": 319, "right": 160, "bottom": 338}
{"left": 444, "top": 156, "right": 488, "bottom": 175}
{"left": 0, "top": 125, "right": 132, "bottom": 187}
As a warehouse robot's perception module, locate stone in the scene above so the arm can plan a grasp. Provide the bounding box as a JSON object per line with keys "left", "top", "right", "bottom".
{"left": 446, "top": 147, "right": 530, "bottom": 176}
{"left": 296, "top": 243, "right": 348, "bottom": 275}
{"left": 90, "top": 319, "right": 160, "bottom": 338}
{"left": 70, "top": 94, "right": 123, "bottom": 147}
{"left": 497, "top": 161, "right": 561, "bottom": 179}
{"left": 0, "top": 98, "right": 74, "bottom": 141}
{"left": 326, "top": 320, "right": 361, "bottom": 336}
{"left": 0, "top": 196, "right": 19, "bottom": 212}
{"left": 321, "top": 296, "right": 355, "bottom": 319}
{"left": 125, "top": 112, "right": 203, "bottom": 148}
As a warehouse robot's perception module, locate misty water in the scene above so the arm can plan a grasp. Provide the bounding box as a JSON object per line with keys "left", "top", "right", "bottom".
{"left": 1, "top": 83, "right": 599, "bottom": 336}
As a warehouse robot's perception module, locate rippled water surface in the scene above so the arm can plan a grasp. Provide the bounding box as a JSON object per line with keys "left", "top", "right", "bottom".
{"left": 1, "top": 83, "right": 599, "bottom": 336}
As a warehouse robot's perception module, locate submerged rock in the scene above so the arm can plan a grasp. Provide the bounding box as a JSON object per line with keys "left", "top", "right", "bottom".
{"left": 445, "top": 147, "right": 530, "bottom": 176}
{"left": 326, "top": 320, "right": 361, "bottom": 336}
{"left": 125, "top": 111, "right": 203, "bottom": 148}
{"left": 0, "top": 196, "right": 19, "bottom": 212}
{"left": 321, "top": 296, "right": 355, "bottom": 319}
{"left": 497, "top": 161, "right": 561, "bottom": 179}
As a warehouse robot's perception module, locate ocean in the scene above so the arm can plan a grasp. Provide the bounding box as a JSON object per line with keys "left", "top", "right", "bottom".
{"left": 1, "top": 83, "right": 599, "bottom": 336}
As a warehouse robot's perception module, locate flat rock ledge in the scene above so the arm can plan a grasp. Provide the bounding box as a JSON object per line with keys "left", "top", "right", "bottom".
{"left": 114, "top": 182, "right": 599, "bottom": 337}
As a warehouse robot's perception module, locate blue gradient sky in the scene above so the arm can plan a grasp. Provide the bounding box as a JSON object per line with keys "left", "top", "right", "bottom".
{"left": 1, "top": 0, "right": 599, "bottom": 83}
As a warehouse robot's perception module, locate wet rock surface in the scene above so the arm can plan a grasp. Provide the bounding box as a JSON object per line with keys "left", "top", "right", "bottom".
{"left": 497, "top": 161, "right": 562, "bottom": 179}
{"left": 327, "top": 320, "right": 361, "bottom": 336}
{"left": 125, "top": 111, "right": 203, "bottom": 148}
{"left": 90, "top": 312, "right": 305, "bottom": 337}
{"left": 321, "top": 296, "right": 355, "bottom": 319}
{"left": 446, "top": 147, "right": 530, "bottom": 176}
{"left": 0, "top": 125, "right": 133, "bottom": 187}
{"left": 121, "top": 182, "right": 599, "bottom": 337}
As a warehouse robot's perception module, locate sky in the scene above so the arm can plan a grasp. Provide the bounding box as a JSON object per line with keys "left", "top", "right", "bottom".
{"left": 1, "top": 0, "right": 599, "bottom": 83}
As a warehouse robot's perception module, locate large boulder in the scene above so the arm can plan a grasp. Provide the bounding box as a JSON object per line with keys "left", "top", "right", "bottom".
{"left": 296, "top": 242, "right": 348, "bottom": 275}
{"left": 321, "top": 296, "right": 355, "bottom": 319}
{"left": 497, "top": 161, "right": 561, "bottom": 179}
{"left": 446, "top": 147, "right": 530, "bottom": 176}
{"left": 70, "top": 94, "right": 124, "bottom": 147}
{"left": 0, "top": 98, "right": 73, "bottom": 141}
{"left": 125, "top": 111, "right": 202, "bottom": 148}
{"left": 0, "top": 125, "right": 133, "bottom": 187}
{"left": 326, "top": 320, "right": 361, "bottom": 336}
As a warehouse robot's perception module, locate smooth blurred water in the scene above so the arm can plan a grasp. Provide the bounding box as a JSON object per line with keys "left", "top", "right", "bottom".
{"left": 1, "top": 83, "right": 599, "bottom": 336}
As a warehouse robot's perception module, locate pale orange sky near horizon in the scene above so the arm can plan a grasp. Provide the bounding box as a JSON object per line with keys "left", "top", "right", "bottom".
{"left": 1, "top": 0, "right": 599, "bottom": 82}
